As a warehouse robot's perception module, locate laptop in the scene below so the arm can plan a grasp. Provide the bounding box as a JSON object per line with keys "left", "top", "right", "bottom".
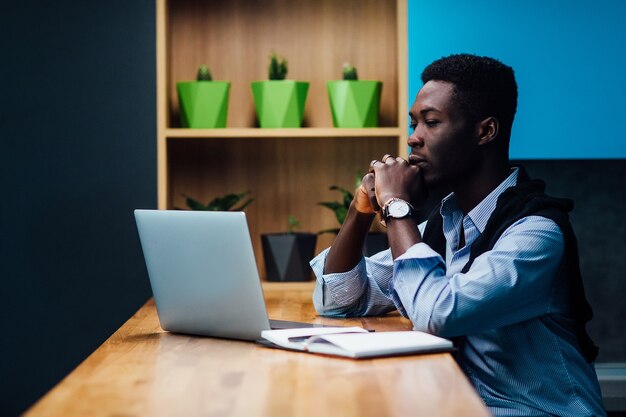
{"left": 134, "top": 209, "right": 328, "bottom": 341}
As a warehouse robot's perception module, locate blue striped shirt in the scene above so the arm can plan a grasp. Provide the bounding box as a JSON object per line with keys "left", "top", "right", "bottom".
{"left": 311, "top": 168, "right": 605, "bottom": 416}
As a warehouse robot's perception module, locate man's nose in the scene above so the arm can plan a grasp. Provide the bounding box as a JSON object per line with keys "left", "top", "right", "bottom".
{"left": 407, "top": 129, "right": 423, "bottom": 149}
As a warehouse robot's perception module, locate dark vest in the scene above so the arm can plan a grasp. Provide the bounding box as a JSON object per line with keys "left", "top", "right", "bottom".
{"left": 421, "top": 166, "right": 599, "bottom": 362}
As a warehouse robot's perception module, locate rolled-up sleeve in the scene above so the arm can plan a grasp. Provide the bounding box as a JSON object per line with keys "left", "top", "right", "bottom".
{"left": 310, "top": 247, "right": 396, "bottom": 317}
{"left": 390, "top": 216, "right": 565, "bottom": 337}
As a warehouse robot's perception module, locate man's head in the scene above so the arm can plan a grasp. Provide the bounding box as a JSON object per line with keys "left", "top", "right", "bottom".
{"left": 421, "top": 54, "right": 518, "bottom": 140}
{"left": 408, "top": 54, "right": 518, "bottom": 188}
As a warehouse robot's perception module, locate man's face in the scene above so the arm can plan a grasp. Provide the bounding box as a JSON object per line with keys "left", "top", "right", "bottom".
{"left": 408, "top": 80, "right": 478, "bottom": 188}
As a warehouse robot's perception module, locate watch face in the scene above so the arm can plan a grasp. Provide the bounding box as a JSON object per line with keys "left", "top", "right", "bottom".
{"left": 389, "top": 200, "right": 410, "bottom": 217}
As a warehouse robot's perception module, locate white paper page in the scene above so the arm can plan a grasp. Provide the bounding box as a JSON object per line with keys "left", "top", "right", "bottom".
{"left": 261, "top": 327, "right": 367, "bottom": 350}
{"left": 309, "top": 331, "right": 453, "bottom": 357}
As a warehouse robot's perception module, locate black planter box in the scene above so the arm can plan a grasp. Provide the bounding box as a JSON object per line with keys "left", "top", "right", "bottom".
{"left": 261, "top": 233, "right": 318, "bottom": 282}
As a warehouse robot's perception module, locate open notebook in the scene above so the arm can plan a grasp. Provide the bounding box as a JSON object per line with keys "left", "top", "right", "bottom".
{"left": 260, "top": 327, "right": 454, "bottom": 359}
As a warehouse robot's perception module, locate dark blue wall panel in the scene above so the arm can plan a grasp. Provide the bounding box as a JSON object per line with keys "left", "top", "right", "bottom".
{"left": 0, "top": 1, "right": 156, "bottom": 415}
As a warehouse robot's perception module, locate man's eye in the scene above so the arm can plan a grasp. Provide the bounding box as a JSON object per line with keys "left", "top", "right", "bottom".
{"left": 409, "top": 122, "right": 417, "bottom": 132}
{"left": 426, "top": 120, "right": 440, "bottom": 127}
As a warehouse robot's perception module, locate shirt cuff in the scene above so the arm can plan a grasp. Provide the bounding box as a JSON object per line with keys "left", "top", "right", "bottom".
{"left": 310, "top": 248, "right": 368, "bottom": 306}
{"left": 388, "top": 243, "right": 445, "bottom": 319}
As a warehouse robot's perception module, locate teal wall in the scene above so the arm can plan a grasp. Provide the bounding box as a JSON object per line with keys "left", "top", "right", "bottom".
{"left": 408, "top": 0, "right": 626, "bottom": 159}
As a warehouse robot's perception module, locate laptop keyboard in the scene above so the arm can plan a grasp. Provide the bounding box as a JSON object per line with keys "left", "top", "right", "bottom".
{"left": 269, "top": 319, "right": 343, "bottom": 329}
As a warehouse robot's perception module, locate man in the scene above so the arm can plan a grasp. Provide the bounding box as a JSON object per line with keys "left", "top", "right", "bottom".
{"left": 310, "top": 54, "right": 605, "bottom": 416}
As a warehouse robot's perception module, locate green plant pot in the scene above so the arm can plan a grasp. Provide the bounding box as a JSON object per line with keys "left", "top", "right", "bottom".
{"left": 251, "top": 81, "right": 309, "bottom": 128}
{"left": 177, "top": 81, "right": 230, "bottom": 128}
{"left": 327, "top": 80, "right": 382, "bottom": 128}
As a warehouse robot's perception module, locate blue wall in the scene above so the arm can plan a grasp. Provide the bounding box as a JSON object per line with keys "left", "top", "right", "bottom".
{"left": 408, "top": 0, "right": 626, "bottom": 159}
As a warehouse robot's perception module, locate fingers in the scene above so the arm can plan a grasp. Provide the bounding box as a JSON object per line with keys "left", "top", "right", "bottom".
{"left": 354, "top": 185, "right": 376, "bottom": 214}
{"left": 365, "top": 154, "right": 412, "bottom": 212}
{"left": 369, "top": 159, "right": 380, "bottom": 173}
{"left": 354, "top": 173, "right": 378, "bottom": 214}
{"left": 372, "top": 155, "right": 409, "bottom": 174}
{"left": 369, "top": 194, "right": 381, "bottom": 212}
{"left": 362, "top": 173, "right": 381, "bottom": 212}
{"left": 362, "top": 172, "right": 376, "bottom": 190}
{"left": 382, "top": 154, "right": 408, "bottom": 165}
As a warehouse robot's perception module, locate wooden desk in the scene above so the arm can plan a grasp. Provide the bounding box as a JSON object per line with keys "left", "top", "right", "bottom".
{"left": 26, "top": 282, "right": 490, "bottom": 417}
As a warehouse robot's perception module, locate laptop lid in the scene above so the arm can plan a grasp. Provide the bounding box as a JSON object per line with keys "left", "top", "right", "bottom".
{"left": 134, "top": 210, "right": 272, "bottom": 340}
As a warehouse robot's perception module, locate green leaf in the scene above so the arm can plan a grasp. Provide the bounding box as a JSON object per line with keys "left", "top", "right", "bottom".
{"left": 232, "top": 198, "right": 254, "bottom": 211}
{"left": 185, "top": 195, "right": 209, "bottom": 210}
{"left": 318, "top": 201, "right": 346, "bottom": 225}
{"left": 329, "top": 185, "right": 354, "bottom": 205}
{"left": 317, "top": 174, "right": 367, "bottom": 234}
{"left": 318, "top": 201, "right": 342, "bottom": 211}
{"left": 318, "top": 184, "right": 355, "bottom": 229}
{"left": 269, "top": 51, "right": 288, "bottom": 80}
{"left": 210, "top": 194, "right": 238, "bottom": 210}
{"left": 287, "top": 215, "right": 299, "bottom": 233}
{"left": 342, "top": 63, "right": 358, "bottom": 80}
{"left": 197, "top": 64, "right": 213, "bottom": 81}
{"left": 355, "top": 171, "right": 364, "bottom": 190}
{"left": 185, "top": 191, "right": 252, "bottom": 211}
{"left": 335, "top": 206, "right": 348, "bottom": 225}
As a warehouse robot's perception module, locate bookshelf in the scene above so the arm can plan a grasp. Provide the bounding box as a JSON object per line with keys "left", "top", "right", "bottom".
{"left": 157, "top": 0, "right": 408, "bottom": 278}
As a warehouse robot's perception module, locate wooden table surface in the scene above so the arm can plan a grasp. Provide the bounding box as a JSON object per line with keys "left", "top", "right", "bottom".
{"left": 26, "top": 282, "right": 490, "bottom": 417}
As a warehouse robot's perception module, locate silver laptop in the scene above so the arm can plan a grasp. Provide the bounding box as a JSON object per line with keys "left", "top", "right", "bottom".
{"left": 134, "top": 209, "right": 325, "bottom": 341}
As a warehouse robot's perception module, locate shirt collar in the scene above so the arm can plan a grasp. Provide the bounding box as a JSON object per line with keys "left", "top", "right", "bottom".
{"left": 440, "top": 167, "right": 520, "bottom": 233}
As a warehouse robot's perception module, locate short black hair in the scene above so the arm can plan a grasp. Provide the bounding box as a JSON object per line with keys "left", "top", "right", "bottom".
{"left": 421, "top": 54, "right": 518, "bottom": 137}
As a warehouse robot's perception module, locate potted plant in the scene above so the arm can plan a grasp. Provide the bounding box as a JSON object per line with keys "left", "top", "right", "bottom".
{"left": 261, "top": 215, "right": 317, "bottom": 282}
{"left": 177, "top": 65, "right": 231, "bottom": 128}
{"left": 318, "top": 176, "right": 388, "bottom": 256}
{"left": 327, "top": 63, "right": 382, "bottom": 128}
{"left": 251, "top": 52, "right": 309, "bottom": 128}
{"left": 183, "top": 191, "right": 253, "bottom": 211}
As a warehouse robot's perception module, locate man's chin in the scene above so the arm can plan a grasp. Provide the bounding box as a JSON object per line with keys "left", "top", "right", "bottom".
{"left": 423, "top": 172, "right": 442, "bottom": 188}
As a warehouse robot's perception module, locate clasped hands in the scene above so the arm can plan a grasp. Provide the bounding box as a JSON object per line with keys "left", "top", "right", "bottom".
{"left": 354, "top": 154, "right": 426, "bottom": 215}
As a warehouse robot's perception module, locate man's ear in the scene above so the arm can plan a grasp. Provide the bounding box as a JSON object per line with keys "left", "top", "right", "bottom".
{"left": 476, "top": 117, "right": 499, "bottom": 146}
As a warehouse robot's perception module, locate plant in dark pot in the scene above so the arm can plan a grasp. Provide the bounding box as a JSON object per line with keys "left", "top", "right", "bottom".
{"left": 251, "top": 51, "right": 310, "bottom": 128}
{"left": 327, "top": 63, "right": 382, "bottom": 128}
{"left": 318, "top": 176, "right": 388, "bottom": 256}
{"left": 177, "top": 64, "right": 231, "bottom": 128}
{"left": 261, "top": 215, "right": 317, "bottom": 282}
{"left": 183, "top": 191, "right": 253, "bottom": 211}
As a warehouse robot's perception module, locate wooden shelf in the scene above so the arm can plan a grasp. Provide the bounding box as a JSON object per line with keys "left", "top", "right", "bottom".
{"left": 157, "top": 0, "right": 408, "bottom": 279}
{"left": 164, "top": 127, "right": 403, "bottom": 139}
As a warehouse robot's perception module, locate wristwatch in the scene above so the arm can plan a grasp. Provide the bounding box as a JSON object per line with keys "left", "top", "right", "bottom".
{"left": 380, "top": 198, "right": 414, "bottom": 227}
